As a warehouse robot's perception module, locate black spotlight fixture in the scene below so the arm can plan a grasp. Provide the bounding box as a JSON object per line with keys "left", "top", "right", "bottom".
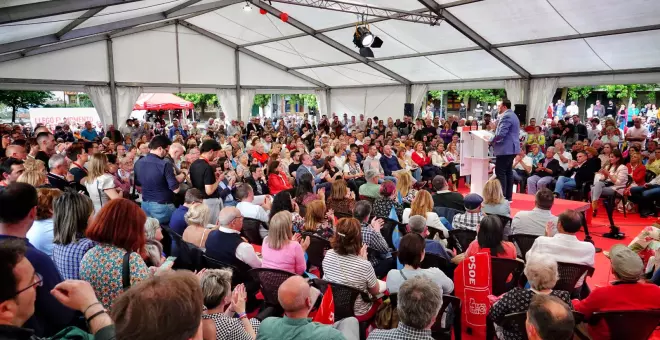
{"left": 353, "top": 24, "right": 382, "bottom": 58}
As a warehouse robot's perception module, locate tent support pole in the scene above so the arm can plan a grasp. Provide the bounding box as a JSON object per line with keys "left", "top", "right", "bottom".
{"left": 106, "top": 38, "right": 117, "bottom": 126}
{"left": 405, "top": 85, "right": 412, "bottom": 102}
{"left": 326, "top": 88, "right": 331, "bottom": 118}
{"left": 235, "top": 49, "right": 241, "bottom": 122}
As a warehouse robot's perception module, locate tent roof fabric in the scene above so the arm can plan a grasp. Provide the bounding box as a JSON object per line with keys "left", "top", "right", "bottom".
{"left": 0, "top": 0, "right": 659, "bottom": 90}
{"left": 134, "top": 93, "right": 194, "bottom": 110}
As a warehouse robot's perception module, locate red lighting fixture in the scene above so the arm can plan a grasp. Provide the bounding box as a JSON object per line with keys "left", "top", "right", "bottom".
{"left": 280, "top": 12, "right": 289, "bottom": 22}
{"left": 259, "top": 8, "right": 267, "bottom": 15}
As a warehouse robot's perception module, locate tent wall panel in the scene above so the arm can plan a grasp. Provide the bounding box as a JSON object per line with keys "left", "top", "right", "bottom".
{"left": 238, "top": 52, "right": 317, "bottom": 87}
{"left": 447, "top": 0, "right": 575, "bottom": 45}
{"left": 246, "top": 35, "right": 354, "bottom": 68}
{"left": 113, "top": 27, "right": 178, "bottom": 84}
{"left": 331, "top": 86, "right": 406, "bottom": 120}
{"left": 376, "top": 57, "right": 458, "bottom": 82}
{"left": 178, "top": 25, "right": 236, "bottom": 85}
{"left": 0, "top": 41, "right": 109, "bottom": 82}
{"left": 586, "top": 30, "right": 660, "bottom": 70}
{"left": 500, "top": 40, "right": 609, "bottom": 75}
{"left": 548, "top": 0, "right": 660, "bottom": 34}
{"left": 296, "top": 63, "right": 397, "bottom": 87}
{"left": 188, "top": 4, "right": 302, "bottom": 45}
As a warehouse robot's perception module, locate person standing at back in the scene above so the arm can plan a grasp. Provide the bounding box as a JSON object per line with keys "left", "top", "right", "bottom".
{"left": 492, "top": 100, "right": 520, "bottom": 201}
{"left": 135, "top": 135, "right": 180, "bottom": 224}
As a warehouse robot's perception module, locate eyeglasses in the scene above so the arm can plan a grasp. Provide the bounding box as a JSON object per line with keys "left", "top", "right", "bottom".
{"left": 4, "top": 272, "right": 43, "bottom": 301}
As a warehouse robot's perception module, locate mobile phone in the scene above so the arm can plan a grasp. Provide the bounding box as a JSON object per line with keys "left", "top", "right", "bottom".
{"left": 157, "top": 256, "right": 176, "bottom": 273}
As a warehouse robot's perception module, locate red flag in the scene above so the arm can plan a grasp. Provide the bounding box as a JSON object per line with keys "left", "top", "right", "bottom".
{"left": 312, "top": 285, "right": 335, "bottom": 325}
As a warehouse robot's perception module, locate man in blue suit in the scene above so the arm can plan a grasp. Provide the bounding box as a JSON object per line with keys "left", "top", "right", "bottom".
{"left": 492, "top": 100, "right": 521, "bottom": 201}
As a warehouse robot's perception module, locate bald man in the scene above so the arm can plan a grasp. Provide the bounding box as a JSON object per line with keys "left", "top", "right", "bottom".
{"left": 5, "top": 145, "right": 27, "bottom": 160}
{"left": 525, "top": 294, "right": 574, "bottom": 340}
{"left": 257, "top": 276, "right": 359, "bottom": 340}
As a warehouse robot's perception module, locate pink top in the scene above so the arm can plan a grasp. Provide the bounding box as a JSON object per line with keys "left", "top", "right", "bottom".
{"left": 261, "top": 239, "right": 306, "bottom": 275}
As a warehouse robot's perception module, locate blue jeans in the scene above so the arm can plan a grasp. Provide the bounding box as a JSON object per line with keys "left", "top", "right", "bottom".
{"left": 554, "top": 176, "right": 576, "bottom": 198}
{"left": 142, "top": 201, "right": 176, "bottom": 225}
{"left": 411, "top": 168, "right": 422, "bottom": 181}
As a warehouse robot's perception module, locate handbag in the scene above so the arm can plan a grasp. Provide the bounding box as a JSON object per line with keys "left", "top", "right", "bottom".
{"left": 122, "top": 251, "right": 131, "bottom": 290}
{"left": 374, "top": 270, "right": 406, "bottom": 329}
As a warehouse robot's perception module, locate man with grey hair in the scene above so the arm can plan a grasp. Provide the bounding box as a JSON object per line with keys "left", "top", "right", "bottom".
{"left": 258, "top": 276, "right": 359, "bottom": 340}
{"left": 525, "top": 294, "right": 575, "bottom": 340}
{"left": 553, "top": 139, "right": 572, "bottom": 170}
{"left": 358, "top": 169, "right": 381, "bottom": 198}
{"left": 408, "top": 215, "right": 452, "bottom": 261}
{"left": 166, "top": 142, "right": 186, "bottom": 184}
{"left": 526, "top": 146, "right": 562, "bottom": 195}
{"left": 235, "top": 183, "right": 272, "bottom": 238}
{"left": 205, "top": 207, "right": 262, "bottom": 269}
{"left": 47, "top": 153, "right": 74, "bottom": 190}
{"left": 368, "top": 276, "right": 442, "bottom": 340}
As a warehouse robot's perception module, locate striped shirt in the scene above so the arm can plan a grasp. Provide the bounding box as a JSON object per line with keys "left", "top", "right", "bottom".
{"left": 322, "top": 250, "right": 378, "bottom": 315}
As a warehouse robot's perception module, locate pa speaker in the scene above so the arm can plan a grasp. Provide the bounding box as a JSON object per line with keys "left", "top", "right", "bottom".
{"left": 514, "top": 104, "right": 527, "bottom": 124}
{"left": 404, "top": 103, "right": 414, "bottom": 117}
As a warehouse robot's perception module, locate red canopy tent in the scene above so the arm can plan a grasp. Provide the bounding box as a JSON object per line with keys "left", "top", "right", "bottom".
{"left": 133, "top": 93, "right": 194, "bottom": 111}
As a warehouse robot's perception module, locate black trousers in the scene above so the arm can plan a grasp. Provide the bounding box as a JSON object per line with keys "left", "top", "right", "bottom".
{"left": 495, "top": 154, "right": 516, "bottom": 201}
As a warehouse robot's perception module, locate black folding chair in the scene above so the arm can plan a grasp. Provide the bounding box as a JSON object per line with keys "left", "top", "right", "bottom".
{"left": 248, "top": 268, "right": 296, "bottom": 316}
{"left": 377, "top": 217, "right": 406, "bottom": 250}
{"left": 241, "top": 217, "right": 267, "bottom": 245}
{"left": 311, "top": 279, "right": 375, "bottom": 340}
{"left": 488, "top": 311, "right": 584, "bottom": 340}
{"left": 448, "top": 229, "right": 476, "bottom": 254}
{"left": 577, "top": 310, "right": 660, "bottom": 340}
{"left": 431, "top": 295, "right": 462, "bottom": 340}
{"left": 554, "top": 262, "right": 594, "bottom": 296}
{"left": 508, "top": 234, "right": 540, "bottom": 260}
{"left": 420, "top": 253, "right": 453, "bottom": 280}
{"left": 163, "top": 226, "right": 205, "bottom": 271}
{"left": 302, "top": 232, "right": 330, "bottom": 276}
{"left": 491, "top": 258, "right": 525, "bottom": 296}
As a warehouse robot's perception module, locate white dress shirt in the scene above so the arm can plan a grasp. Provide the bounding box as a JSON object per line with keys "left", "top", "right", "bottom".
{"left": 527, "top": 233, "right": 595, "bottom": 286}
{"left": 402, "top": 209, "right": 448, "bottom": 239}
{"left": 217, "top": 226, "right": 262, "bottom": 268}
{"left": 554, "top": 151, "right": 573, "bottom": 170}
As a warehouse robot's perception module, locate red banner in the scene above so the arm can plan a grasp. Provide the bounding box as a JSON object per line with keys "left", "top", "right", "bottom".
{"left": 454, "top": 251, "right": 492, "bottom": 339}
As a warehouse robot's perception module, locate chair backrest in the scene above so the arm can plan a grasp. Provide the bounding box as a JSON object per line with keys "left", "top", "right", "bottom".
{"left": 248, "top": 268, "right": 296, "bottom": 307}
{"left": 378, "top": 217, "right": 401, "bottom": 249}
{"left": 508, "top": 234, "right": 540, "bottom": 260}
{"left": 645, "top": 170, "right": 657, "bottom": 183}
{"left": 448, "top": 229, "right": 477, "bottom": 254}
{"left": 431, "top": 295, "right": 462, "bottom": 340}
{"left": 241, "top": 217, "right": 266, "bottom": 245}
{"left": 163, "top": 226, "right": 204, "bottom": 271}
{"left": 491, "top": 258, "right": 525, "bottom": 296}
{"left": 499, "top": 311, "right": 585, "bottom": 340}
{"left": 554, "top": 262, "right": 595, "bottom": 294}
{"left": 495, "top": 214, "right": 512, "bottom": 231}
{"left": 433, "top": 207, "right": 461, "bottom": 227}
{"left": 301, "top": 232, "right": 330, "bottom": 275}
{"left": 420, "top": 253, "right": 449, "bottom": 271}
{"left": 312, "top": 279, "right": 369, "bottom": 321}
{"left": 590, "top": 309, "right": 660, "bottom": 340}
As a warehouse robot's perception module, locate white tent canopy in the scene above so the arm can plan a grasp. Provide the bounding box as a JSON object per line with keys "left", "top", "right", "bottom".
{"left": 0, "top": 0, "right": 659, "bottom": 125}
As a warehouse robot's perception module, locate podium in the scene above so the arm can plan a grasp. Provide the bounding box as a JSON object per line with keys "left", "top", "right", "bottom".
{"left": 460, "top": 128, "right": 494, "bottom": 196}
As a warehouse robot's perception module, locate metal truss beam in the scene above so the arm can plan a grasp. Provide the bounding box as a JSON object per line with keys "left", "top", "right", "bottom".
{"left": 178, "top": 21, "right": 330, "bottom": 88}
{"left": 164, "top": 0, "right": 204, "bottom": 17}
{"left": 418, "top": 0, "right": 530, "bottom": 78}
{"left": 55, "top": 7, "right": 106, "bottom": 39}
{"left": 249, "top": 0, "right": 411, "bottom": 85}
{"left": 0, "top": 0, "right": 144, "bottom": 25}
{"left": 0, "top": 0, "right": 243, "bottom": 55}
{"left": 265, "top": 0, "right": 443, "bottom": 25}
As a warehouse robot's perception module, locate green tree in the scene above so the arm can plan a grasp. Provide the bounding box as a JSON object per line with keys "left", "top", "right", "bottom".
{"left": 601, "top": 84, "right": 658, "bottom": 103}
{"left": 175, "top": 93, "right": 218, "bottom": 114}
{"left": 451, "top": 89, "right": 505, "bottom": 105}
{"left": 428, "top": 90, "right": 443, "bottom": 100}
{"left": 253, "top": 94, "right": 271, "bottom": 115}
{"left": 568, "top": 86, "right": 593, "bottom": 116}
{"left": 0, "top": 90, "right": 53, "bottom": 123}
{"left": 287, "top": 94, "right": 318, "bottom": 110}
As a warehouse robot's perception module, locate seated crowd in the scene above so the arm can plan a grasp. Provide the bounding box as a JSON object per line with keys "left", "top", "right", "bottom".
{"left": 1, "top": 111, "right": 660, "bottom": 340}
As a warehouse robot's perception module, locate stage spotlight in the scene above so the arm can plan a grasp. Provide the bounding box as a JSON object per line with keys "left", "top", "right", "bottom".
{"left": 353, "top": 25, "right": 382, "bottom": 57}
{"left": 243, "top": 2, "right": 252, "bottom": 11}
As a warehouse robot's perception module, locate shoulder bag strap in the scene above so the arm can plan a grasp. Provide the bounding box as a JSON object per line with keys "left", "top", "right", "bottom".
{"left": 399, "top": 269, "right": 408, "bottom": 280}
{"left": 122, "top": 251, "right": 131, "bottom": 290}
{"left": 96, "top": 180, "right": 104, "bottom": 208}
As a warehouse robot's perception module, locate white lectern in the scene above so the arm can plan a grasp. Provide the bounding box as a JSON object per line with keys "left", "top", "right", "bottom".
{"left": 459, "top": 128, "right": 494, "bottom": 197}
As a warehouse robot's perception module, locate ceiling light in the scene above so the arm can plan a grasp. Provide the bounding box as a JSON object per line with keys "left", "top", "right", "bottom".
{"left": 353, "top": 25, "right": 382, "bottom": 58}
{"left": 243, "top": 2, "right": 252, "bottom": 11}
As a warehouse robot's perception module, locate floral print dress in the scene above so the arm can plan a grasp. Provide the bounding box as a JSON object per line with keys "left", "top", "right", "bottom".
{"left": 80, "top": 244, "right": 150, "bottom": 309}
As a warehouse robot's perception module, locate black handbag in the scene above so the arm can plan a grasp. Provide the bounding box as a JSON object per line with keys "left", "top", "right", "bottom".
{"left": 122, "top": 251, "right": 131, "bottom": 290}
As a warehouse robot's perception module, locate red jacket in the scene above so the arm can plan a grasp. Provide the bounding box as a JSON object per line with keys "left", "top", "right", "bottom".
{"left": 252, "top": 151, "right": 269, "bottom": 165}
{"left": 411, "top": 151, "right": 431, "bottom": 167}
{"left": 572, "top": 282, "right": 660, "bottom": 340}
{"left": 267, "top": 172, "right": 292, "bottom": 195}
{"left": 627, "top": 163, "right": 646, "bottom": 186}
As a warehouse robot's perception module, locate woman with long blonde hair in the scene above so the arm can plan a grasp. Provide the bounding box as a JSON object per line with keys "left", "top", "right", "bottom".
{"left": 17, "top": 170, "right": 48, "bottom": 187}
{"left": 402, "top": 190, "right": 448, "bottom": 239}
{"left": 83, "top": 153, "right": 121, "bottom": 213}
{"left": 395, "top": 170, "right": 417, "bottom": 205}
{"left": 482, "top": 179, "right": 511, "bottom": 217}
{"left": 261, "top": 211, "right": 310, "bottom": 275}
{"left": 303, "top": 200, "right": 334, "bottom": 240}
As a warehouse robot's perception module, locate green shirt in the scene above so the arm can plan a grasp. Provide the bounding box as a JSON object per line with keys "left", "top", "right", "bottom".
{"left": 256, "top": 316, "right": 345, "bottom": 340}
{"left": 359, "top": 182, "right": 381, "bottom": 198}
